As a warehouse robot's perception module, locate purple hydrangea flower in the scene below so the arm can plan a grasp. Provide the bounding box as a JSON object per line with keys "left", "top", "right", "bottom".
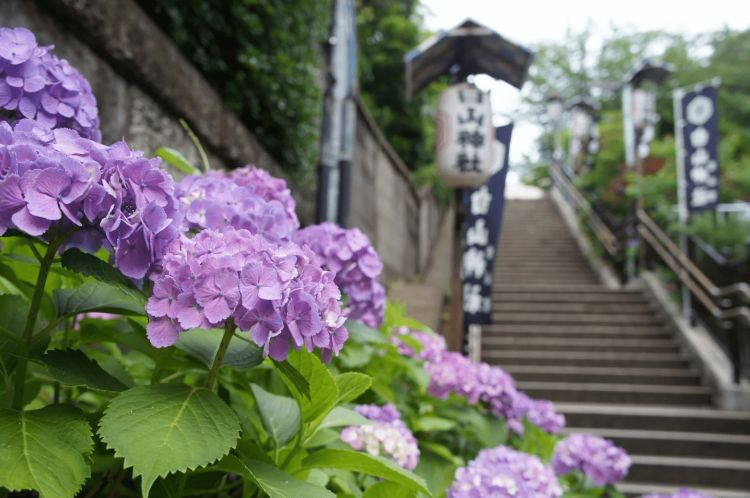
{"left": 177, "top": 166, "right": 299, "bottom": 242}
{"left": 340, "top": 404, "right": 420, "bottom": 470}
{"left": 552, "top": 433, "right": 631, "bottom": 485}
{"left": 393, "top": 326, "right": 565, "bottom": 435}
{"left": 294, "top": 222, "right": 385, "bottom": 327}
{"left": 145, "top": 228, "right": 347, "bottom": 361}
{"left": 0, "top": 28, "right": 101, "bottom": 140}
{"left": 0, "top": 119, "right": 181, "bottom": 278}
{"left": 448, "top": 446, "right": 562, "bottom": 498}
{"left": 391, "top": 326, "right": 447, "bottom": 362}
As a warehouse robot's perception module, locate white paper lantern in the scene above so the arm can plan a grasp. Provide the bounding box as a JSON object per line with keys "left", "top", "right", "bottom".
{"left": 435, "top": 83, "right": 495, "bottom": 187}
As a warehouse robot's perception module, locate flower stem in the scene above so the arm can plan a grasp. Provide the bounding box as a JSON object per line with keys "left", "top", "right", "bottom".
{"left": 11, "top": 236, "right": 64, "bottom": 410}
{"left": 205, "top": 320, "right": 235, "bottom": 391}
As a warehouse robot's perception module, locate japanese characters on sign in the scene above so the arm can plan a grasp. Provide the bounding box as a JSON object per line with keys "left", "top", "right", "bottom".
{"left": 436, "top": 82, "right": 496, "bottom": 187}
{"left": 461, "top": 124, "right": 514, "bottom": 325}
{"left": 676, "top": 84, "right": 720, "bottom": 213}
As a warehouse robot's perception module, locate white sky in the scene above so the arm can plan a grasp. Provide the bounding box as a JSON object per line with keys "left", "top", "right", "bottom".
{"left": 420, "top": 0, "right": 749, "bottom": 197}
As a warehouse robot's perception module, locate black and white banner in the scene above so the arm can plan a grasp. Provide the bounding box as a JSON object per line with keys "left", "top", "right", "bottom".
{"left": 676, "top": 83, "right": 720, "bottom": 214}
{"left": 461, "top": 123, "right": 513, "bottom": 325}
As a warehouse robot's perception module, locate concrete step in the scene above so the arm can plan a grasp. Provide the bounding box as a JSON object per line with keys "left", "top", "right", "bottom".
{"left": 567, "top": 427, "right": 750, "bottom": 460}
{"left": 491, "top": 302, "right": 654, "bottom": 314}
{"left": 504, "top": 365, "right": 700, "bottom": 386}
{"left": 628, "top": 454, "right": 750, "bottom": 489}
{"left": 486, "top": 351, "right": 689, "bottom": 368}
{"left": 491, "top": 291, "right": 647, "bottom": 303}
{"left": 493, "top": 274, "right": 598, "bottom": 280}
{"left": 481, "top": 336, "right": 679, "bottom": 353}
{"left": 619, "top": 482, "right": 750, "bottom": 498}
{"left": 516, "top": 381, "right": 712, "bottom": 406}
{"left": 556, "top": 403, "right": 750, "bottom": 435}
{"left": 492, "top": 284, "right": 634, "bottom": 294}
{"left": 490, "top": 312, "right": 661, "bottom": 325}
{"left": 483, "top": 323, "right": 669, "bottom": 336}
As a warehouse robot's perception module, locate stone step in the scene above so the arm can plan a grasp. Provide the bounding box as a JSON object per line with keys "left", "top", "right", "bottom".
{"left": 516, "top": 381, "right": 712, "bottom": 406}
{"left": 504, "top": 365, "right": 700, "bottom": 386}
{"left": 627, "top": 454, "right": 750, "bottom": 489}
{"left": 489, "top": 312, "right": 661, "bottom": 325}
{"left": 486, "top": 351, "right": 689, "bottom": 368}
{"left": 493, "top": 275, "right": 600, "bottom": 283}
{"left": 556, "top": 403, "right": 750, "bottom": 435}
{"left": 483, "top": 323, "right": 668, "bottom": 336}
{"left": 566, "top": 427, "right": 750, "bottom": 460}
{"left": 481, "top": 336, "right": 678, "bottom": 353}
{"left": 619, "top": 482, "right": 750, "bottom": 498}
{"left": 492, "top": 284, "right": 635, "bottom": 294}
{"left": 490, "top": 292, "right": 648, "bottom": 304}
{"left": 492, "top": 301, "right": 654, "bottom": 314}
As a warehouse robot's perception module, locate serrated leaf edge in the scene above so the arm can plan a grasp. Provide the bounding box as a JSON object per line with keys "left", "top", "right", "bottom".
{"left": 97, "top": 386, "right": 241, "bottom": 495}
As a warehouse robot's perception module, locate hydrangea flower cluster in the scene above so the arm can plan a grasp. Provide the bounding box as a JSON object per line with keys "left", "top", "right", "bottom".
{"left": 177, "top": 166, "right": 299, "bottom": 243}
{"left": 0, "top": 119, "right": 181, "bottom": 278}
{"left": 0, "top": 28, "right": 101, "bottom": 141}
{"left": 294, "top": 222, "right": 385, "bottom": 327}
{"left": 552, "top": 433, "right": 631, "bottom": 486}
{"left": 340, "top": 404, "right": 420, "bottom": 470}
{"left": 392, "top": 327, "right": 565, "bottom": 434}
{"left": 145, "top": 228, "right": 347, "bottom": 361}
{"left": 642, "top": 490, "right": 716, "bottom": 498}
{"left": 391, "top": 326, "right": 446, "bottom": 362}
{"left": 448, "top": 446, "right": 562, "bottom": 498}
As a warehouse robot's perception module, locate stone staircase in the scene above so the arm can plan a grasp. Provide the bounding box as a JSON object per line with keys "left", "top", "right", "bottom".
{"left": 483, "top": 198, "right": 750, "bottom": 498}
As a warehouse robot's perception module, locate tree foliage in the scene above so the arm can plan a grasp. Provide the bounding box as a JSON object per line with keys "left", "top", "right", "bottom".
{"left": 525, "top": 26, "right": 750, "bottom": 258}
{"left": 138, "top": 0, "right": 331, "bottom": 174}
{"left": 357, "top": 0, "right": 443, "bottom": 171}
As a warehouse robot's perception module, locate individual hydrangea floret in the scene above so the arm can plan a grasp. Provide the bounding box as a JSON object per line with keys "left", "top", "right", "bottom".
{"left": 0, "top": 119, "right": 181, "bottom": 278}
{"left": 177, "top": 166, "right": 299, "bottom": 242}
{"left": 552, "top": 433, "right": 631, "bottom": 486}
{"left": 340, "top": 404, "right": 419, "bottom": 470}
{"left": 448, "top": 446, "right": 562, "bottom": 498}
{"left": 642, "top": 490, "right": 717, "bottom": 498}
{"left": 294, "top": 222, "right": 385, "bottom": 327}
{"left": 145, "top": 229, "right": 347, "bottom": 361}
{"left": 0, "top": 27, "right": 101, "bottom": 141}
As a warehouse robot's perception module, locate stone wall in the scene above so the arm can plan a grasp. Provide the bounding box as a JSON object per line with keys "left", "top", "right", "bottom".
{"left": 351, "top": 98, "right": 444, "bottom": 282}
{"left": 2, "top": 0, "right": 445, "bottom": 283}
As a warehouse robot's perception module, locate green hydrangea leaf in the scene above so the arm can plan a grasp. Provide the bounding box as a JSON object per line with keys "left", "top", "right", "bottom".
{"left": 211, "top": 455, "right": 335, "bottom": 498}
{"left": 250, "top": 383, "right": 300, "bottom": 447}
{"left": 155, "top": 147, "right": 201, "bottom": 175}
{"left": 0, "top": 405, "right": 93, "bottom": 498}
{"left": 99, "top": 383, "right": 241, "bottom": 497}
{"left": 275, "top": 349, "right": 338, "bottom": 430}
{"left": 334, "top": 372, "right": 372, "bottom": 404}
{"left": 176, "top": 328, "right": 263, "bottom": 369}
{"left": 363, "top": 481, "right": 416, "bottom": 498}
{"left": 41, "top": 348, "right": 128, "bottom": 392}
{"left": 54, "top": 280, "right": 145, "bottom": 317}
{"left": 60, "top": 248, "right": 140, "bottom": 291}
{"left": 303, "top": 449, "right": 430, "bottom": 495}
{"left": 317, "top": 406, "right": 372, "bottom": 430}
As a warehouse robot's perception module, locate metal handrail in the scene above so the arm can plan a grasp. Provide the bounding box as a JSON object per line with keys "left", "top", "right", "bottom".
{"left": 637, "top": 209, "right": 750, "bottom": 306}
{"left": 550, "top": 164, "right": 620, "bottom": 258}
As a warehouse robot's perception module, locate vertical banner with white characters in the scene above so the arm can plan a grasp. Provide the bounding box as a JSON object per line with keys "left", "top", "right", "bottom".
{"left": 675, "top": 82, "right": 720, "bottom": 214}
{"left": 461, "top": 123, "right": 514, "bottom": 325}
